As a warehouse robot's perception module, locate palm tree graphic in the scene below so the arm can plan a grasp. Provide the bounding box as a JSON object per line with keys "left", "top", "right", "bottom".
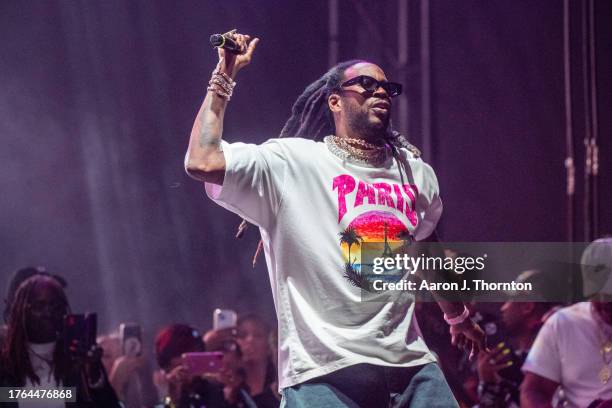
{"left": 340, "top": 227, "right": 370, "bottom": 290}
{"left": 339, "top": 227, "right": 363, "bottom": 264}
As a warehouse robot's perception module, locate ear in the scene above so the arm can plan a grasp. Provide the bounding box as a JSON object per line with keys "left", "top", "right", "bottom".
{"left": 328, "top": 92, "right": 342, "bottom": 113}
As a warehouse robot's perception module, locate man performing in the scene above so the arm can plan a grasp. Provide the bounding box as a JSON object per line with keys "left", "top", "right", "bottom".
{"left": 185, "top": 30, "right": 485, "bottom": 407}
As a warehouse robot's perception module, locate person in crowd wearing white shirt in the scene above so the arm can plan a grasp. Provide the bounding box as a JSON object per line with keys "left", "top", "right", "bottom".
{"left": 521, "top": 238, "right": 612, "bottom": 408}
{"left": 0, "top": 274, "right": 121, "bottom": 407}
{"left": 185, "top": 29, "right": 485, "bottom": 407}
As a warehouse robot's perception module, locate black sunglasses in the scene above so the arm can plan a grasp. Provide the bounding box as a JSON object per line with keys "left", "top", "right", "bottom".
{"left": 340, "top": 75, "right": 402, "bottom": 97}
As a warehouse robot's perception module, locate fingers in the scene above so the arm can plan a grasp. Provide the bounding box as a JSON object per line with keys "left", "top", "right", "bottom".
{"left": 462, "top": 339, "right": 472, "bottom": 353}
{"left": 477, "top": 341, "right": 513, "bottom": 367}
{"left": 453, "top": 333, "right": 471, "bottom": 353}
{"left": 204, "top": 327, "right": 238, "bottom": 351}
{"left": 70, "top": 341, "right": 101, "bottom": 360}
{"left": 245, "top": 38, "right": 260, "bottom": 59}
{"left": 225, "top": 32, "right": 248, "bottom": 53}
{"left": 485, "top": 350, "right": 514, "bottom": 371}
{"left": 465, "top": 339, "right": 484, "bottom": 361}
{"left": 487, "top": 344, "right": 512, "bottom": 365}
{"left": 452, "top": 332, "right": 468, "bottom": 350}
{"left": 235, "top": 34, "right": 246, "bottom": 52}
{"left": 464, "top": 322, "right": 487, "bottom": 352}
{"left": 221, "top": 29, "right": 259, "bottom": 56}
{"left": 456, "top": 335, "right": 466, "bottom": 350}
{"left": 223, "top": 327, "right": 238, "bottom": 337}
{"left": 219, "top": 367, "right": 241, "bottom": 386}
{"left": 490, "top": 360, "right": 514, "bottom": 371}
{"left": 469, "top": 342, "right": 477, "bottom": 361}
{"left": 167, "top": 365, "right": 189, "bottom": 384}
{"left": 223, "top": 28, "right": 238, "bottom": 37}
{"left": 486, "top": 342, "right": 506, "bottom": 358}
{"left": 454, "top": 332, "right": 487, "bottom": 361}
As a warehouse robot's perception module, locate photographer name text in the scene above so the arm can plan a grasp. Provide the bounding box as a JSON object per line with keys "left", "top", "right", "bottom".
{"left": 371, "top": 279, "right": 532, "bottom": 292}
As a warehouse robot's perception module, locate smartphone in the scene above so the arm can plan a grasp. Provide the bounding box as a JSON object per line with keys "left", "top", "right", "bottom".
{"left": 213, "top": 309, "right": 237, "bottom": 331}
{"left": 182, "top": 352, "right": 224, "bottom": 376}
{"left": 119, "top": 322, "right": 142, "bottom": 357}
{"left": 63, "top": 313, "right": 97, "bottom": 357}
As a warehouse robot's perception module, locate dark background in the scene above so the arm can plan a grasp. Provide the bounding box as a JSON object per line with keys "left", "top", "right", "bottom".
{"left": 1, "top": 1, "right": 610, "bottom": 339}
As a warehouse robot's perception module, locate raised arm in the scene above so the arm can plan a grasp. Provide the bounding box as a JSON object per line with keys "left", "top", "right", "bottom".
{"left": 184, "top": 30, "right": 260, "bottom": 185}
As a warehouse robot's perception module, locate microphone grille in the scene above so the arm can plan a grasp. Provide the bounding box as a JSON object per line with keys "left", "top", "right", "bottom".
{"left": 209, "top": 34, "right": 225, "bottom": 47}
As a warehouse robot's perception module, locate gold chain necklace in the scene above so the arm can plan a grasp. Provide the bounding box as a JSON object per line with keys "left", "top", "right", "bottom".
{"left": 334, "top": 136, "right": 385, "bottom": 150}
{"left": 325, "top": 135, "right": 389, "bottom": 166}
{"left": 599, "top": 337, "right": 612, "bottom": 384}
{"left": 592, "top": 304, "right": 612, "bottom": 384}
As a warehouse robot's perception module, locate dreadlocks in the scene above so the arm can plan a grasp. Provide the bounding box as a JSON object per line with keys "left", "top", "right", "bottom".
{"left": 279, "top": 59, "right": 363, "bottom": 140}
{"left": 3, "top": 266, "right": 67, "bottom": 323}
{"left": 240, "top": 60, "right": 421, "bottom": 259}
{"left": 0, "top": 275, "right": 70, "bottom": 386}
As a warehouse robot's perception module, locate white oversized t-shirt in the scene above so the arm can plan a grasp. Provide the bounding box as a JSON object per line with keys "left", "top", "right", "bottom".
{"left": 205, "top": 137, "right": 443, "bottom": 389}
{"left": 522, "top": 302, "right": 612, "bottom": 407}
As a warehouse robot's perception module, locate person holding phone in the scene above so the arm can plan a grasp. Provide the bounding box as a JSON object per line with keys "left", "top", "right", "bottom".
{"left": 204, "top": 313, "right": 280, "bottom": 408}
{"left": 0, "top": 274, "right": 120, "bottom": 407}
{"left": 154, "top": 324, "right": 226, "bottom": 408}
{"left": 98, "top": 327, "right": 159, "bottom": 408}
{"left": 185, "top": 30, "right": 485, "bottom": 407}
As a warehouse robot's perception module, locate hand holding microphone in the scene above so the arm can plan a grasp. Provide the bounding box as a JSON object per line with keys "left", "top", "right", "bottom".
{"left": 210, "top": 32, "right": 245, "bottom": 54}
{"left": 210, "top": 29, "right": 260, "bottom": 79}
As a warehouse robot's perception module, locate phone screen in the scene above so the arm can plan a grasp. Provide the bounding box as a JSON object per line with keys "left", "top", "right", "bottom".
{"left": 120, "top": 323, "right": 142, "bottom": 357}
{"left": 63, "top": 313, "right": 97, "bottom": 357}
{"left": 182, "top": 352, "right": 224, "bottom": 376}
{"left": 213, "top": 309, "right": 237, "bottom": 331}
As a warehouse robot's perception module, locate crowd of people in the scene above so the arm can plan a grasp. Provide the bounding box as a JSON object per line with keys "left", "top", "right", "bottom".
{"left": 0, "top": 266, "right": 281, "bottom": 408}
{"left": 0, "top": 268, "right": 122, "bottom": 407}
{"left": 2, "top": 238, "right": 612, "bottom": 407}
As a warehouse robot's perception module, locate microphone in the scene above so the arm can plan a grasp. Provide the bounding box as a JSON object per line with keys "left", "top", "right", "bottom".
{"left": 210, "top": 34, "right": 245, "bottom": 54}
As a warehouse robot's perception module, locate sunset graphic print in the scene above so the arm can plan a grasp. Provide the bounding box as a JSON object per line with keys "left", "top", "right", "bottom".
{"left": 333, "top": 174, "right": 420, "bottom": 290}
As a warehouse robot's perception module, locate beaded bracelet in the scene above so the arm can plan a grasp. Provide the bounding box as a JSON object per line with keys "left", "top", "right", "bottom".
{"left": 207, "top": 68, "right": 236, "bottom": 101}
{"left": 443, "top": 306, "right": 470, "bottom": 325}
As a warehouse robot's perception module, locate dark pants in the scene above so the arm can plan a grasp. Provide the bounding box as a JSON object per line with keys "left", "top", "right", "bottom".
{"left": 281, "top": 363, "right": 458, "bottom": 408}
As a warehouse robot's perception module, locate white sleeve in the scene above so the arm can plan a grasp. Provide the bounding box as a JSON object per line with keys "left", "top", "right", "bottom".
{"left": 414, "top": 162, "right": 443, "bottom": 241}
{"left": 415, "top": 195, "right": 443, "bottom": 241}
{"left": 205, "top": 139, "right": 288, "bottom": 229}
{"left": 521, "top": 312, "right": 562, "bottom": 383}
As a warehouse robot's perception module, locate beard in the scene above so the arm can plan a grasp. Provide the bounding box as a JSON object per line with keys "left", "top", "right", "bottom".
{"left": 345, "top": 106, "right": 390, "bottom": 143}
